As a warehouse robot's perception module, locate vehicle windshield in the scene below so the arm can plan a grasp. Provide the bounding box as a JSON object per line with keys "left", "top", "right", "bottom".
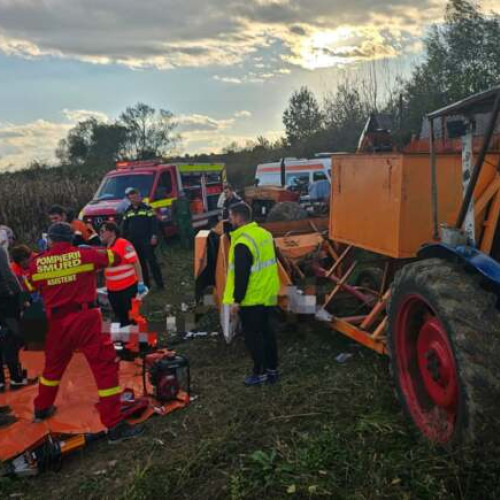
{"left": 94, "top": 174, "right": 154, "bottom": 201}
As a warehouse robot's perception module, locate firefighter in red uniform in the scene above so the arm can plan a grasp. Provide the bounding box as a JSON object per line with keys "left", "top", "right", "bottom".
{"left": 28, "top": 223, "right": 143, "bottom": 443}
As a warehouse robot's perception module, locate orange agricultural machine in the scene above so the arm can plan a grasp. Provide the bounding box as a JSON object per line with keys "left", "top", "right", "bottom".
{"left": 195, "top": 86, "right": 500, "bottom": 447}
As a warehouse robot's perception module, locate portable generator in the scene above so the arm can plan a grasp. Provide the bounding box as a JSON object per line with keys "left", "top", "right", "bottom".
{"left": 145, "top": 351, "right": 190, "bottom": 403}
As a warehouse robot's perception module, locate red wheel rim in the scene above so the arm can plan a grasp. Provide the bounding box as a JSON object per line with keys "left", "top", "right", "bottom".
{"left": 395, "top": 294, "right": 460, "bottom": 443}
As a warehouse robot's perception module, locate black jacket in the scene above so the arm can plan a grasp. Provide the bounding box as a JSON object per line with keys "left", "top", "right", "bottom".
{"left": 122, "top": 202, "right": 158, "bottom": 243}
{"left": 0, "top": 247, "right": 21, "bottom": 298}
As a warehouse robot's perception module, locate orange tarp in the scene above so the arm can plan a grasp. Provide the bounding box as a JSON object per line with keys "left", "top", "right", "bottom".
{"left": 0, "top": 351, "right": 173, "bottom": 462}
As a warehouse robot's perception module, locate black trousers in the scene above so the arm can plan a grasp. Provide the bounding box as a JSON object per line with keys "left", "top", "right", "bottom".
{"left": 0, "top": 295, "right": 24, "bottom": 383}
{"left": 131, "top": 240, "right": 164, "bottom": 288}
{"left": 239, "top": 305, "right": 278, "bottom": 375}
{"left": 108, "top": 283, "right": 138, "bottom": 326}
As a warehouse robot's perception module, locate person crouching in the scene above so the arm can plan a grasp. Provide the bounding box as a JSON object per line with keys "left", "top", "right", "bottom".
{"left": 99, "top": 222, "right": 147, "bottom": 326}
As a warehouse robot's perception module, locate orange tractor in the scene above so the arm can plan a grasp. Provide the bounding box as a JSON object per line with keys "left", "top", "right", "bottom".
{"left": 195, "top": 86, "right": 500, "bottom": 447}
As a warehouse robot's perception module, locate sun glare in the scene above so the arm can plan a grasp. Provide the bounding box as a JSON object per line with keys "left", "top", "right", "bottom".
{"left": 299, "top": 26, "right": 356, "bottom": 70}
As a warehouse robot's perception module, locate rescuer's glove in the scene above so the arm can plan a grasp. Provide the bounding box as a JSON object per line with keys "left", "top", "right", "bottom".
{"left": 137, "top": 282, "right": 147, "bottom": 295}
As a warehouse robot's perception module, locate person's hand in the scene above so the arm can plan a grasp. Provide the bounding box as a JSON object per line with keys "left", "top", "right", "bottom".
{"left": 150, "top": 235, "right": 158, "bottom": 246}
{"left": 137, "top": 282, "right": 148, "bottom": 295}
{"left": 230, "top": 303, "right": 240, "bottom": 318}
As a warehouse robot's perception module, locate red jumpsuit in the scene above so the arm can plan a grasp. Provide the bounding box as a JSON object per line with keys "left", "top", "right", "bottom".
{"left": 28, "top": 242, "right": 122, "bottom": 428}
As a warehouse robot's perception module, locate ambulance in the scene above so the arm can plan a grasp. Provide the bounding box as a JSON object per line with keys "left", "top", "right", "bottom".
{"left": 255, "top": 157, "right": 331, "bottom": 193}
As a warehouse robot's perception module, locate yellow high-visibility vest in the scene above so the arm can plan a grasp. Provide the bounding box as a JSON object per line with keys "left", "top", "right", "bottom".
{"left": 223, "top": 222, "right": 280, "bottom": 306}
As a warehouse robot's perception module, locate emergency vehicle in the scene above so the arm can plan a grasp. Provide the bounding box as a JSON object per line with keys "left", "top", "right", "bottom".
{"left": 81, "top": 160, "right": 225, "bottom": 236}
{"left": 255, "top": 157, "right": 331, "bottom": 192}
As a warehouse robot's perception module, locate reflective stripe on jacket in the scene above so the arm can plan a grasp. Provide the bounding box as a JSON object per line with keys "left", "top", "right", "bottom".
{"left": 223, "top": 222, "right": 280, "bottom": 306}
{"left": 105, "top": 238, "right": 139, "bottom": 292}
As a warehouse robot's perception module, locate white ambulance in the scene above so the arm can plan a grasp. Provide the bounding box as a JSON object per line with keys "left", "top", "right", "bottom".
{"left": 255, "top": 157, "right": 332, "bottom": 191}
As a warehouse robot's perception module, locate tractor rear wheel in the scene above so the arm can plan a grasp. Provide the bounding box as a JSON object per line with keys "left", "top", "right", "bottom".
{"left": 387, "top": 258, "right": 500, "bottom": 447}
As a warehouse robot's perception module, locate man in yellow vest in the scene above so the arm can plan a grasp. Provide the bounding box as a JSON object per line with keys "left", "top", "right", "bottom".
{"left": 223, "top": 202, "right": 280, "bottom": 385}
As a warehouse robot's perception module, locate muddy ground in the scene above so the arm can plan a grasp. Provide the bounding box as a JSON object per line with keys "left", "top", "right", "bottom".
{"left": 1, "top": 242, "right": 500, "bottom": 499}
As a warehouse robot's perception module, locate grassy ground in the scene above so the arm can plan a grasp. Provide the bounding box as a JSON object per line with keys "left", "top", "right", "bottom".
{"left": 1, "top": 242, "right": 500, "bottom": 499}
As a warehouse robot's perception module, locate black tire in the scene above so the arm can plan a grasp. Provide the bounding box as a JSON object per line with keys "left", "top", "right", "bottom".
{"left": 387, "top": 258, "right": 500, "bottom": 447}
{"left": 354, "top": 267, "right": 383, "bottom": 292}
{"left": 266, "top": 201, "right": 308, "bottom": 222}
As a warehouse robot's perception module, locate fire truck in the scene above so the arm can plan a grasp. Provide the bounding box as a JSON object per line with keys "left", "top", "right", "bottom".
{"left": 81, "top": 160, "right": 225, "bottom": 236}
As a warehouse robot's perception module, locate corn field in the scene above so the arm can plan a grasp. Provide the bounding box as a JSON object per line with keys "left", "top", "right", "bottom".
{"left": 0, "top": 165, "right": 108, "bottom": 245}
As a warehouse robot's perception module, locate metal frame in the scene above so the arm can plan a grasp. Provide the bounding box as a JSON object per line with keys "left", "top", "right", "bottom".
{"left": 276, "top": 241, "right": 391, "bottom": 354}
{"left": 428, "top": 86, "right": 500, "bottom": 240}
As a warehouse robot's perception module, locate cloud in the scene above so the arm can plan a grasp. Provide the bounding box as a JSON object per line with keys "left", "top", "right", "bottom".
{"left": 213, "top": 75, "right": 244, "bottom": 84}
{"left": 0, "top": 108, "right": 109, "bottom": 171}
{"left": 1, "top": 0, "right": 495, "bottom": 73}
{"left": 0, "top": 108, "right": 261, "bottom": 170}
{"left": 234, "top": 110, "right": 252, "bottom": 118}
{"left": 62, "top": 108, "right": 110, "bottom": 123}
{"left": 177, "top": 109, "right": 258, "bottom": 151}
{"left": 177, "top": 113, "right": 234, "bottom": 133}
{"left": 0, "top": 119, "right": 71, "bottom": 171}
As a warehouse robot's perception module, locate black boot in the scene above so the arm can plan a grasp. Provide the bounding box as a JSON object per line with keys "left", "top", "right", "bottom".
{"left": 108, "top": 421, "right": 144, "bottom": 444}
{"left": 9, "top": 365, "right": 33, "bottom": 390}
{"left": 34, "top": 405, "right": 57, "bottom": 422}
{"left": 0, "top": 413, "right": 17, "bottom": 428}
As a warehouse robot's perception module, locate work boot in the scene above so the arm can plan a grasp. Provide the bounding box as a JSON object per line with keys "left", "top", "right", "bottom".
{"left": 243, "top": 373, "right": 267, "bottom": 386}
{"left": 0, "top": 413, "right": 17, "bottom": 428}
{"left": 107, "top": 421, "right": 144, "bottom": 444}
{"left": 34, "top": 405, "right": 57, "bottom": 422}
{"left": 266, "top": 369, "right": 280, "bottom": 385}
{"left": 9, "top": 365, "right": 34, "bottom": 390}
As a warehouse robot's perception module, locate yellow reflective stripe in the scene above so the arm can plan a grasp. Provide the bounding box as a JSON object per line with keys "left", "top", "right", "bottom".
{"left": 178, "top": 163, "right": 224, "bottom": 172}
{"left": 107, "top": 249, "right": 115, "bottom": 266}
{"left": 32, "top": 263, "right": 95, "bottom": 282}
{"left": 125, "top": 210, "right": 149, "bottom": 218}
{"left": 24, "top": 277, "right": 36, "bottom": 292}
{"left": 240, "top": 233, "right": 260, "bottom": 261}
{"left": 149, "top": 197, "right": 177, "bottom": 209}
{"left": 98, "top": 386, "right": 122, "bottom": 398}
{"left": 40, "top": 376, "right": 60, "bottom": 387}
{"left": 251, "top": 258, "right": 277, "bottom": 272}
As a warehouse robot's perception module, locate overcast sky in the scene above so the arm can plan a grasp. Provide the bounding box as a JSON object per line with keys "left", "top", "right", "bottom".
{"left": 0, "top": 0, "right": 498, "bottom": 170}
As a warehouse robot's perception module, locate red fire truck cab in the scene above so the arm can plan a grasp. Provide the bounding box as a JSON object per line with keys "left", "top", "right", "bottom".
{"left": 81, "top": 160, "right": 225, "bottom": 236}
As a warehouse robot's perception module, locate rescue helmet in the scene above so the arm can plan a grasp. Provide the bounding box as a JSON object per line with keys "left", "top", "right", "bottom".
{"left": 48, "top": 222, "right": 74, "bottom": 242}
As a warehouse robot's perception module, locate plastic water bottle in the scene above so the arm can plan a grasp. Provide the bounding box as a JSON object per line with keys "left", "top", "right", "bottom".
{"left": 37, "top": 233, "right": 48, "bottom": 252}
{"left": 166, "top": 315, "right": 177, "bottom": 334}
